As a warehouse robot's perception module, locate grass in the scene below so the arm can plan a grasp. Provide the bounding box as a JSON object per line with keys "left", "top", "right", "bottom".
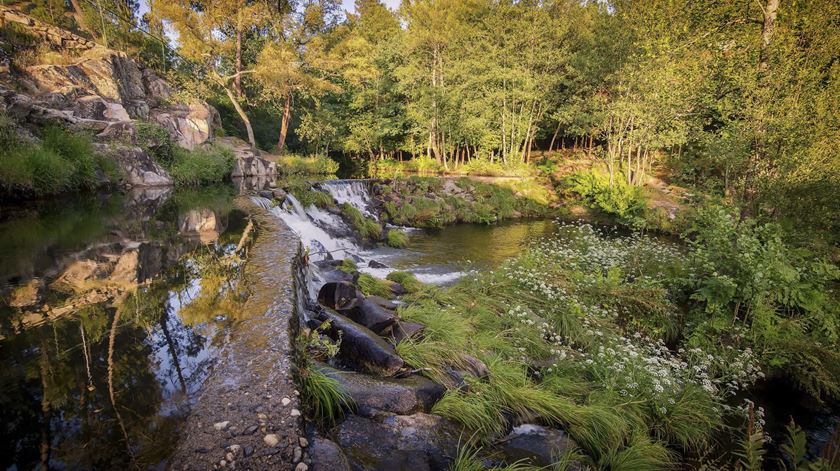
{"left": 357, "top": 273, "right": 394, "bottom": 298}
{"left": 385, "top": 271, "right": 423, "bottom": 293}
{"left": 386, "top": 229, "right": 409, "bottom": 248}
{"left": 368, "top": 156, "right": 536, "bottom": 178}
{"left": 299, "top": 362, "right": 354, "bottom": 426}
{"left": 276, "top": 154, "right": 340, "bottom": 175}
{"left": 169, "top": 145, "right": 235, "bottom": 186}
{"left": 0, "top": 118, "right": 117, "bottom": 197}
{"left": 340, "top": 203, "right": 382, "bottom": 241}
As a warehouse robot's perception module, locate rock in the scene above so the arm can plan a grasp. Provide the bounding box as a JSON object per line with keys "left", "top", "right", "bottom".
{"left": 150, "top": 102, "right": 220, "bottom": 150}
{"left": 318, "top": 309, "right": 404, "bottom": 377}
{"left": 282, "top": 397, "right": 292, "bottom": 406}
{"left": 230, "top": 156, "right": 278, "bottom": 178}
{"left": 141, "top": 68, "right": 171, "bottom": 107}
{"left": 343, "top": 298, "right": 397, "bottom": 334}
{"left": 295, "top": 463, "right": 309, "bottom": 471}
{"left": 496, "top": 424, "right": 582, "bottom": 468}
{"left": 459, "top": 354, "right": 489, "bottom": 379}
{"left": 318, "top": 281, "right": 361, "bottom": 311}
{"left": 300, "top": 437, "right": 309, "bottom": 447}
{"left": 316, "top": 268, "right": 355, "bottom": 285}
{"left": 291, "top": 409, "right": 301, "bottom": 417}
{"left": 214, "top": 421, "right": 230, "bottom": 431}
{"left": 263, "top": 434, "right": 280, "bottom": 447}
{"left": 333, "top": 413, "right": 461, "bottom": 470}
{"left": 179, "top": 209, "right": 221, "bottom": 244}
{"left": 242, "top": 425, "right": 258, "bottom": 435}
{"left": 389, "top": 282, "right": 408, "bottom": 296}
{"left": 368, "top": 260, "right": 388, "bottom": 269}
{"left": 366, "top": 296, "right": 398, "bottom": 310}
{"left": 318, "top": 363, "right": 444, "bottom": 415}
{"left": 308, "top": 437, "right": 351, "bottom": 471}
{"left": 294, "top": 446, "right": 303, "bottom": 462}
{"left": 103, "top": 145, "right": 173, "bottom": 187}
{"left": 388, "top": 321, "right": 425, "bottom": 345}
{"left": 9, "top": 279, "right": 43, "bottom": 308}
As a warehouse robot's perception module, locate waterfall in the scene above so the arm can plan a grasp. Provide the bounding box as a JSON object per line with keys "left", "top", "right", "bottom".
{"left": 318, "top": 180, "right": 379, "bottom": 221}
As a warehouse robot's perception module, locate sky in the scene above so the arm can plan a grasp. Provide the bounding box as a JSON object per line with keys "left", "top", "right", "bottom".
{"left": 341, "top": 0, "right": 402, "bottom": 14}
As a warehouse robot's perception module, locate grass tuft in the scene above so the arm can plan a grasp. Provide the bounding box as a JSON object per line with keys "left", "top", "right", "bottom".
{"left": 357, "top": 273, "right": 393, "bottom": 298}
{"left": 386, "top": 229, "right": 409, "bottom": 248}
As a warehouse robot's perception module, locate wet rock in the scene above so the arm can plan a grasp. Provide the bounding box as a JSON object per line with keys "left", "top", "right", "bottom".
{"left": 316, "top": 269, "right": 356, "bottom": 285}
{"left": 318, "top": 309, "right": 404, "bottom": 376}
{"left": 389, "top": 282, "right": 408, "bottom": 296}
{"left": 366, "top": 296, "right": 398, "bottom": 310}
{"left": 333, "top": 413, "right": 461, "bottom": 470}
{"left": 317, "top": 363, "right": 444, "bottom": 415}
{"left": 496, "top": 424, "right": 582, "bottom": 468}
{"left": 343, "top": 298, "right": 397, "bottom": 333}
{"left": 368, "top": 260, "right": 388, "bottom": 269}
{"left": 318, "top": 281, "right": 361, "bottom": 310}
{"left": 388, "top": 321, "right": 425, "bottom": 345}
{"left": 308, "top": 437, "right": 351, "bottom": 471}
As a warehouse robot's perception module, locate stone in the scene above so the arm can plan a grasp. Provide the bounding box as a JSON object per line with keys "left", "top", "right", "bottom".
{"left": 282, "top": 397, "right": 291, "bottom": 406}
{"left": 230, "top": 156, "right": 277, "bottom": 179}
{"left": 368, "top": 260, "right": 388, "bottom": 269}
{"left": 496, "top": 424, "right": 583, "bottom": 468}
{"left": 150, "top": 101, "right": 220, "bottom": 150}
{"left": 295, "top": 463, "right": 309, "bottom": 471}
{"left": 299, "top": 437, "right": 309, "bottom": 448}
{"left": 242, "top": 425, "right": 258, "bottom": 435}
{"left": 317, "top": 363, "right": 445, "bottom": 415}
{"left": 318, "top": 309, "right": 404, "bottom": 376}
{"left": 308, "top": 437, "right": 351, "bottom": 471}
{"left": 317, "top": 281, "right": 362, "bottom": 311}
{"left": 102, "top": 145, "right": 173, "bottom": 187}
{"left": 293, "top": 446, "right": 303, "bottom": 462}
{"left": 342, "top": 298, "right": 397, "bottom": 334}
{"left": 388, "top": 321, "right": 425, "bottom": 345}
{"left": 263, "top": 434, "right": 280, "bottom": 447}
{"left": 333, "top": 413, "right": 461, "bottom": 470}
{"left": 214, "top": 421, "right": 230, "bottom": 431}
{"left": 291, "top": 409, "right": 301, "bottom": 417}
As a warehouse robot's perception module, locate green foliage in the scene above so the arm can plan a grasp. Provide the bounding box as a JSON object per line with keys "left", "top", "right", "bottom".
{"left": 0, "top": 119, "right": 115, "bottom": 197}
{"left": 385, "top": 271, "right": 422, "bottom": 293}
{"left": 385, "top": 229, "right": 408, "bottom": 248}
{"left": 338, "top": 258, "right": 358, "bottom": 274}
{"left": 135, "top": 122, "right": 176, "bottom": 167}
{"left": 565, "top": 170, "right": 646, "bottom": 224}
{"left": 340, "top": 203, "right": 382, "bottom": 241}
{"left": 169, "top": 145, "right": 235, "bottom": 186}
{"left": 357, "top": 273, "right": 393, "bottom": 298}
{"left": 276, "top": 154, "right": 340, "bottom": 176}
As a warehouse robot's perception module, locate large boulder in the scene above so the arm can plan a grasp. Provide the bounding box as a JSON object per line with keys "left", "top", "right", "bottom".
{"left": 333, "top": 413, "right": 461, "bottom": 471}
{"left": 308, "top": 436, "right": 352, "bottom": 471}
{"left": 317, "top": 363, "right": 444, "bottom": 416}
{"left": 343, "top": 298, "right": 397, "bottom": 334}
{"left": 102, "top": 145, "right": 173, "bottom": 187}
{"left": 318, "top": 281, "right": 361, "bottom": 310}
{"left": 318, "top": 309, "right": 404, "bottom": 377}
{"left": 495, "top": 424, "right": 583, "bottom": 468}
{"left": 150, "top": 102, "right": 220, "bottom": 150}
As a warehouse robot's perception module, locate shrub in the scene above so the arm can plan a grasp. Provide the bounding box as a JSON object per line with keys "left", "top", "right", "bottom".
{"left": 565, "top": 170, "right": 646, "bottom": 224}
{"left": 169, "top": 145, "right": 235, "bottom": 186}
{"left": 277, "top": 154, "right": 340, "bottom": 175}
{"left": 386, "top": 229, "right": 409, "bottom": 248}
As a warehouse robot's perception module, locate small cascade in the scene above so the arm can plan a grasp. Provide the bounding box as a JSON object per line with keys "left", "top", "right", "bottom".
{"left": 318, "top": 180, "right": 379, "bottom": 220}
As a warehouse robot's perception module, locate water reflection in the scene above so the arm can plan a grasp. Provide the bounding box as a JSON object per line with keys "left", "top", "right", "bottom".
{"left": 0, "top": 185, "right": 247, "bottom": 470}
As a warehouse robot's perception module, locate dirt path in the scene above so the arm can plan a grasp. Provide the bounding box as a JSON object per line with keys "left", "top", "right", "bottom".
{"left": 170, "top": 198, "right": 305, "bottom": 471}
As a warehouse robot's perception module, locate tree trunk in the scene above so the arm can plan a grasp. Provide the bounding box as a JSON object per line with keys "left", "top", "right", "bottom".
{"left": 223, "top": 84, "right": 256, "bottom": 148}
{"left": 277, "top": 91, "right": 292, "bottom": 152}
{"left": 235, "top": 13, "right": 242, "bottom": 97}
{"left": 548, "top": 122, "right": 561, "bottom": 153}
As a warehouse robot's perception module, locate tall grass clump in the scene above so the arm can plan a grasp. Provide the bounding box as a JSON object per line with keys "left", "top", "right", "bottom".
{"left": 340, "top": 203, "right": 382, "bottom": 241}
{"left": 357, "top": 273, "right": 393, "bottom": 298}
{"left": 276, "top": 154, "right": 339, "bottom": 175}
{"left": 299, "top": 363, "right": 353, "bottom": 426}
{"left": 0, "top": 118, "right": 115, "bottom": 197}
{"left": 385, "top": 229, "right": 408, "bottom": 248}
{"left": 169, "top": 145, "right": 235, "bottom": 186}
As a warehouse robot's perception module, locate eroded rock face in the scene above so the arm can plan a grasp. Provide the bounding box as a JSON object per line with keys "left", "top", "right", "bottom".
{"left": 333, "top": 413, "right": 461, "bottom": 471}
{"left": 102, "top": 145, "right": 173, "bottom": 187}
{"left": 231, "top": 156, "right": 277, "bottom": 178}
{"left": 150, "top": 102, "right": 220, "bottom": 150}
{"left": 496, "top": 424, "right": 582, "bottom": 468}
{"left": 317, "top": 363, "right": 444, "bottom": 416}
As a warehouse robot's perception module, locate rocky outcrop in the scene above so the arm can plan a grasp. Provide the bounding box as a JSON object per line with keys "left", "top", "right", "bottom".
{"left": 151, "top": 102, "right": 221, "bottom": 150}
{"left": 0, "top": 5, "right": 96, "bottom": 50}
{"left": 99, "top": 144, "right": 173, "bottom": 187}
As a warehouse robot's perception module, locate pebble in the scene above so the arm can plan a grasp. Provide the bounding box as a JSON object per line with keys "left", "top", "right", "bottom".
{"left": 293, "top": 446, "right": 302, "bottom": 462}
{"left": 281, "top": 397, "right": 291, "bottom": 406}
{"left": 290, "top": 409, "right": 301, "bottom": 417}
{"left": 242, "top": 425, "right": 258, "bottom": 435}
{"left": 295, "top": 463, "right": 308, "bottom": 471}
{"left": 263, "top": 434, "right": 280, "bottom": 447}
{"left": 226, "top": 452, "right": 234, "bottom": 462}
{"left": 228, "top": 444, "right": 241, "bottom": 455}
{"left": 214, "top": 421, "right": 230, "bottom": 431}
{"left": 299, "top": 437, "right": 308, "bottom": 448}
{"left": 220, "top": 460, "right": 226, "bottom": 467}
{"left": 243, "top": 445, "right": 254, "bottom": 457}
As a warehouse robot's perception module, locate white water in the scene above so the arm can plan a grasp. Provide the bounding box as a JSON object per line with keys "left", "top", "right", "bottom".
{"left": 254, "top": 185, "right": 470, "bottom": 286}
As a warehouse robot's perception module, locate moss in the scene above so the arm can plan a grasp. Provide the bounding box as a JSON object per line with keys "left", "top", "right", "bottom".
{"left": 386, "top": 229, "right": 409, "bottom": 248}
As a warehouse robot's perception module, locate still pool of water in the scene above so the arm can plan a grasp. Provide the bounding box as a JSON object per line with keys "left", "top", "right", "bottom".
{"left": 0, "top": 186, "right": 249, "bottom": 469}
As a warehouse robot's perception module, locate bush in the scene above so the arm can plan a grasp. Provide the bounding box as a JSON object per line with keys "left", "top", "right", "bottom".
{"left": 277, "top": 154, "right": 340, "bottom": 175}
{"left": 565, "top": 170, "right": 646, "bottom": 224}
{"left": 169, "top": 145, "right": 235, "bottom": 186}
{"left": 386, "top": 229, "right": 409, "bottom": 248}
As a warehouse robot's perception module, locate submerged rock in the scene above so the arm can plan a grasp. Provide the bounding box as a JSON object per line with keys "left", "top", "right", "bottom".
{"left": 308, "top": 436, "right": 351, "bottom": 471}
{"left": 333, "top": 413, "right": 461, "bottom": 471}
{"left": 496, "top": 424, "right": 582, "bottom": 468}
{"left": 317, "top": 363, "right": 444, "bottom": 415}
{"left": 318, "top": 309, "right": 404, "bottom": 376}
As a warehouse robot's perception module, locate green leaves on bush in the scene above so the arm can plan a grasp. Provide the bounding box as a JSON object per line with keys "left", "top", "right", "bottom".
{"left": 565, "top": 170, "right": 646, "bottom": 223}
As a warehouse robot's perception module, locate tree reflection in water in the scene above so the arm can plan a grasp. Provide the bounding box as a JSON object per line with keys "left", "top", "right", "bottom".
{"left": 0, "top": 185, "right": 249, "bottom": 469}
